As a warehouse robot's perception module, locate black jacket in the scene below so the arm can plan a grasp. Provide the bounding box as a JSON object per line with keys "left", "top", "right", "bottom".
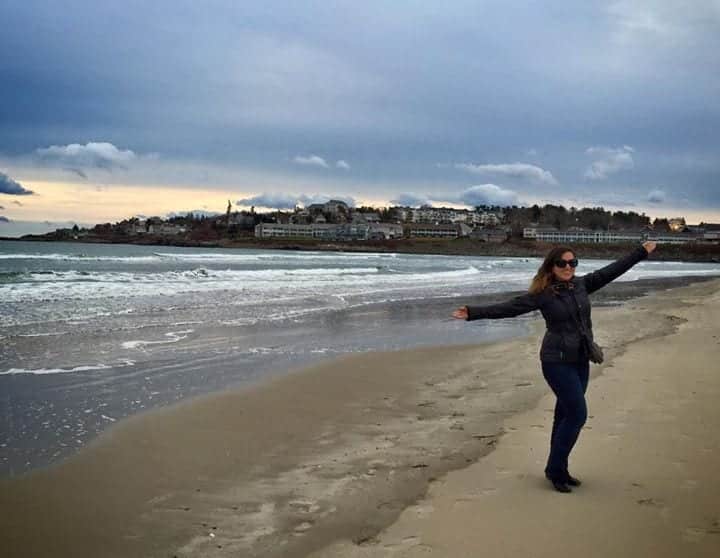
{"left": 465, "top": 245, "right": 649, "bottom": 362}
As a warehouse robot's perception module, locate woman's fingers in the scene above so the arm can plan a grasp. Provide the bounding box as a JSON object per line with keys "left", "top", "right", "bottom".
{"left": 452, "top": 307, "right": 468, "bottom": 319}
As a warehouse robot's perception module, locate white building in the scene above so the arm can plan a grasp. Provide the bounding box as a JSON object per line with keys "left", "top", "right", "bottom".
{"left": 254, "top": 221, "right": 405, "bottom": 241}
{"left": 324, "top": 199, "right": 350, "bottom": 215}
{"left": 369, "top": 223, "right": 403, "bottom": 239}
{"left": 478, "top": 212, "right": 501, "bottom": 226}
{"left": 523, "top": 226, "right": 700, "bottom": 244}
{"left": 405, "top": 223, "right": 472, "bottom": 238}
{"left": 701, "top": 224, "right": 720, "bottom": 241}
{"left": 155, "top": 223, "right": 187, "bottom": 235}
{"left": 254, "top": 223, "right": 336, "bottom": 239}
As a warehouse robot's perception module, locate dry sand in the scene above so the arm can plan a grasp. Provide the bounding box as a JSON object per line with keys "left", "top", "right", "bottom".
{"left": 2, "top": 278, "right": 719, "bottom": 557}
{"left": 310, "top": 278, "right": 720, "bottom": 558}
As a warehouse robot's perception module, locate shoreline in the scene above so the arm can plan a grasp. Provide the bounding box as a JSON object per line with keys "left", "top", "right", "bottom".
{"left": 2, "top": 276, "right": 719, "bottom": 557}
{"left": 2, "top": 274, "right": 718, "bottom": 479}
{"left": 3, "top": 236, "right": 720, "bottom": 263}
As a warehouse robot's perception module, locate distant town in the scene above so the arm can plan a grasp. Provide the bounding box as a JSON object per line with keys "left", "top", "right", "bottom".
{"left": 18, "top": 199, "right": 720, "bottom": 243}
{"left": 8, "top": 200, "right": 720, "bottom": 261}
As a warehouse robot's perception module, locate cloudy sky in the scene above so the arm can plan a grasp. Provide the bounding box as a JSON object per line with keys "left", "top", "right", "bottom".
{"left": 1, "top": 1, "right": 719, "bottom": 236}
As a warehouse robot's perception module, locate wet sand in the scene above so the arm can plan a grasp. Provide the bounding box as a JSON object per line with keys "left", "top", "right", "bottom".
{"left": 1, "top": 276, "right": 719, "bottom": 557}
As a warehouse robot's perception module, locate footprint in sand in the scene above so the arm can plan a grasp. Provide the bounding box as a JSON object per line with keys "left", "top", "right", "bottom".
{"left": 409, "top": 504, "right": 434, "bottom": 518}
{"left": 383, "top": 536, "right": 433, "bottom": 553}
{"left": 480, "top": 486, "right": 498, "bottom": 496}
{"left": 683, "top": 519, "right": 720, "bottom": 542}
{"left": 452, "top": 498, "right": 476, "bottom": 510}
{"left": 636, "top": 498, "right": 664, "bottom": 508}
{"left": 293, "top": 520, "right": 314, "bottom": 534}
{"left": 466, "top": 385, "right": 488, "bottom": 392}
{"left": 288, "top": 499, "right": 320, "bottom": 514}
{"left": 683, "top": 527, "right": 707, "bottom": 543}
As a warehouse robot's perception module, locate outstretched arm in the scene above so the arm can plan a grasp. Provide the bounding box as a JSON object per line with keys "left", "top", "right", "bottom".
{"left": 581, "top": 244, "right": 650, "bottom": 295}
{"left": 458, "top": 292, "right": 540, "bottom": 321}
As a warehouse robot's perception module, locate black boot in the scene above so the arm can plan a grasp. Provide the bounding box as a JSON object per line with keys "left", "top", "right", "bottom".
{"left": 545, "top": 472, "right": 572, "bottom": 493}
{"left": 564, "top": 472, "right": 582, "bottom": 487}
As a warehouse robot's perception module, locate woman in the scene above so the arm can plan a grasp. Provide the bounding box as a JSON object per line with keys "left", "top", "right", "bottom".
{"left": 452, "top": 241, "right": 657, "bottom": 493}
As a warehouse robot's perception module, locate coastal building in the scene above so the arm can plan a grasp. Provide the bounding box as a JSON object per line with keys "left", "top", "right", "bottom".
{"left": 227, "top": 212, "right": 256, "bottom": 227}
{"left": 470, "top": 227, "right": 510, "bottom": 242}
{"left": 155, "top": 223, "right": 187, "bottom": 235}
{"left": 405, "top": 223, "right": 472, "bottom": 238}
{"left": 253, "top": 221, "right": 404, "bottom": 241}
{"left": 353, "top": 211, "right": 381, "bottom": 223}
{"left": 388, "top": 205, "right": 498, "bottom": 225}
{"left": 128, "top": 219, "right": 186, "bottom": 235}
{"left": 334, "top": 223, "right": 371, "bottom": 241}
{"left": 476, "top": 212, "right": 501, "bottom": 226}
{"left": 522, "top": 225, "right": 559, "bottom": 239}
{"left": 523, "top": 225, "right": 700, "bottom": 244}
{"left": 289, "top": 208, "right": 311, "bottom": 224}
{"left": 648, "top": 231, "right": 700, "bottom": 244}
{"left": 410, "top": 206, "right": 466, "bottom": 224}
{"left": 701, "top": 224, "right": 720, "bottom": 242}
{"left": 254, "top": 223, "right": 335, "bottom": 239}
{"left": 369, "top": 223, "right": 403, "bottom": 239}
{"left": 392, "top": 207, "right": 412, "bottom": 222}
{"left": 324, "top": 199, "right": 350, "bottom": 215}
{"left": 130, "top": 220, "right": 148, "bottom": 235}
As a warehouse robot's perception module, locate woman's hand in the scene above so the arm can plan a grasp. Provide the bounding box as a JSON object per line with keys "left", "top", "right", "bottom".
{"left": 452, "top": 306, "right": 469, "bottom": 320}
{"left": 642, "top": 240, "right": 657, "bottom": 254}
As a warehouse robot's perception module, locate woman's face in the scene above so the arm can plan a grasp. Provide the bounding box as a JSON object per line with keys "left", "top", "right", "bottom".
{"left": 552, "top": 250, "right": 576, "bottom": 281}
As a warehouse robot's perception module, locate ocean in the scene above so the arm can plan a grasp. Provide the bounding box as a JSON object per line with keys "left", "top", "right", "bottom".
{"left": 2, "top": 240, "right": 719, "bottom": 476}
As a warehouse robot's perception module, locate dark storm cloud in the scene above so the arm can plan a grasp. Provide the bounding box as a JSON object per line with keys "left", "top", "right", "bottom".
{"left": 0, "top": 172, "right": 34, "bottom": 195}
{"left": 0, "top": 1, "right": 718, "bottom": 213}
{"left": 647, "top": 190, "right": 666, "bottom": 204}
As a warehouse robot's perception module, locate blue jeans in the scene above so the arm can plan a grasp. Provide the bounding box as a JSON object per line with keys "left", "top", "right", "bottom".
{"left": 541, "top": 359, "right": 590, "bottom": 478}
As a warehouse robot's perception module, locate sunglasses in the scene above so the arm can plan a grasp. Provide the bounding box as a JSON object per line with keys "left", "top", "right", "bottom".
{"left": 554, "top": 257, "right": 578, "bottom": 269}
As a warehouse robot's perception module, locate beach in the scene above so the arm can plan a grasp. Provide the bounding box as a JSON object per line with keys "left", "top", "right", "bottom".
{"left": 7, "top": 241, "right": 720, "bottom": 477}
{"left": 1, "top": 274, "right": 719, "bottom": 557}
{"left": 310, "top": 277, "right": 720, "bottom": 558}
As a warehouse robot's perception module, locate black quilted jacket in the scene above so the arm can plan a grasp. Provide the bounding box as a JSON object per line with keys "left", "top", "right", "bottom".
{"left": 465, "top": 245, "right": 649, "bottom": 362}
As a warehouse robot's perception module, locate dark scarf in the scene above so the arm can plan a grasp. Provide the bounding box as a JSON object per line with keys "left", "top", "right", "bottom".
{"left": 550, "top": 277, "right": 575, "bottom": 294}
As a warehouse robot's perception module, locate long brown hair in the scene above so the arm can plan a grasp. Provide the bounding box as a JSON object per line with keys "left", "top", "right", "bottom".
{"left": 528, "top": 245, "right": 576, "bottom": 295}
